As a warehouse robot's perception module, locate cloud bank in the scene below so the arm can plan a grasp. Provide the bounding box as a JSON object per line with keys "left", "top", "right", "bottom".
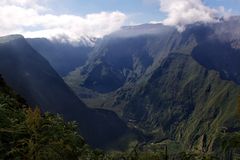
{"left": 0, "top": 0, "right": 127, "bottom": 43}
{"left": 159, "top": 0, "right": 231, "bottom": 31}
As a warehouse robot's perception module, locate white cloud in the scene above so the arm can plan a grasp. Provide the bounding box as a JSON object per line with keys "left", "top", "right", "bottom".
{"left": 159, "top": 0, "right": 231, "bottom": 31}
{"left": 0, "top": 0, "right": 127, "bottom": 43}
{"left": 0, "top": 0, "right": 48, "bottom": 11}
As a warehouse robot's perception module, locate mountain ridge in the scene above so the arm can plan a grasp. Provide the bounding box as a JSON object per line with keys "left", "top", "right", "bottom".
{"left": 0, "top": 35, "right": 130, "bottom": 149}
{"left": 62, "top": 17, "right": 240, "bottom": 153}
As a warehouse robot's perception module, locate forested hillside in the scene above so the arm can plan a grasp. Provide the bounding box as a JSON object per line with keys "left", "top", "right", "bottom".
{"left": 63, "top": 18, "right": 240, "bottom": 158}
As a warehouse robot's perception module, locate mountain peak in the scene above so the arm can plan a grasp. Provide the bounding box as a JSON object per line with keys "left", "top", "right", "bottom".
{"left": 0, "top": 34, "right": 24, "bottom": 44}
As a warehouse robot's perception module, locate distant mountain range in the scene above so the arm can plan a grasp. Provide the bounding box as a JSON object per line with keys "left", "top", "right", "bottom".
{"left": 0, "top": 16, "right": 240, "bottom": 156}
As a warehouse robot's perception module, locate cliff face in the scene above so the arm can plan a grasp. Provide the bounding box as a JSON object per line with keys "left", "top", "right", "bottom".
{"left": 64, "top": 18, "right": 240, "bottom": 152}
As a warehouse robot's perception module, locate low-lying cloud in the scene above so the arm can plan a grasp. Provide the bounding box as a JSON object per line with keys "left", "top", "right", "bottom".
{"left": 0, "top": 0, "right": 127, "bottom": 43}
{"left": 159, "top": 0, "right": 231, "bottom": 31}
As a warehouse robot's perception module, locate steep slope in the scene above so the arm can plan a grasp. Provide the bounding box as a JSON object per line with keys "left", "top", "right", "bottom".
{"left": 66, "top": 17, "right": 240, "bottom": 153}
{"left": 0, "top": 35, "right": 128, "bottom": 148}
{"left": 191, "top": 17, "right": 240, "bottom": 84}
{"left": 27, "top": 38, "right": 93, "bottom": 76}
{"left": 0, "top": 75, "right": 85, "bottom": 159}
{"left": 122, "top": 19, "right": 240, "bottom": 152}
{"left": 64, "top": 24, "right": 183, "bottom": 107}
{"left": 123, "top": 52, "right": 240, "bottom": 152}
{"left": 69, "top": 24, "right": 178, "bottom": 92}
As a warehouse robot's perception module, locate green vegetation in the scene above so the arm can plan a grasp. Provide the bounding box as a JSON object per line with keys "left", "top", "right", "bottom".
{"left": 0, "top": 75, "right": 174, "bottom": 159}
{"left": 2, "top": 34, "right": 240, "bottom": 159}
{"left": 0, "top": 76, "right": 86, "bottom": 159}
{"left": 1, "top": 73, "right": 240, "bottom": 159}
{"left": 0, "top": 35, "right": 129, "bottom": 149}
{"left": 0, "top": 75, "right": 168, "bottom": 159}
{"left": 63, "top": 31, "right": 240, "bottom": 158}
{"left": 122, "top": 53, "right": 240, "bottom": 153}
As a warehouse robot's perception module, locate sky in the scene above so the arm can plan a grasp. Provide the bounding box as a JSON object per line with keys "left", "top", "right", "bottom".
{"left": 0, "top": 0, "right": 239, "bottom": 43}
{"left": 47, "top": 0, "right": 240, "bottom": 24}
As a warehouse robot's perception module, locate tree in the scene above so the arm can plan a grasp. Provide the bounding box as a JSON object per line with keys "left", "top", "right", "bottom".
{"left": 0, "top": 77, "right": 106, "bottom": 160}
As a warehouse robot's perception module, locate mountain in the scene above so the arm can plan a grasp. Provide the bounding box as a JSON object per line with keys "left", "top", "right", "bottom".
{"left": 27, "top": 38, "right": 93, "bottom": 76}
{"left": 64, "top": 17, "right": 240, "bottom": 153}
{"left": 191, "top": 17, "right": 240, "bottom": 84}
{"left": 122, "top": 20, "right": 240, "bottom": 152}
{"left": 72, "top": 24, "right": 178, "bottom": 93}
{"left": 0, "top": 35, "right": 129, "bottom": 149}
{"left": 64, "top": 24, "right": 185, "bottom": 108}
{"left": 0, "top": 74, "right": 215, "bottom": 160}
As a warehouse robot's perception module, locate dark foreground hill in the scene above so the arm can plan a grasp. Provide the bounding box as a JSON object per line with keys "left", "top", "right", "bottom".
{"left": 0, "top": 35, "right": 128, "bottom": 148}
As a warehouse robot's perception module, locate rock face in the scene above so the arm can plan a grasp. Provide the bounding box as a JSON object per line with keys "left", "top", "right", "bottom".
{"left": 64, "top": 24, "right": 182, "bottom": 108}
{"left": 64, "top": 17, "right": 240, "bottom": 152}
{"left": 0, "top": 35, "right": 128, "bottom": 148}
